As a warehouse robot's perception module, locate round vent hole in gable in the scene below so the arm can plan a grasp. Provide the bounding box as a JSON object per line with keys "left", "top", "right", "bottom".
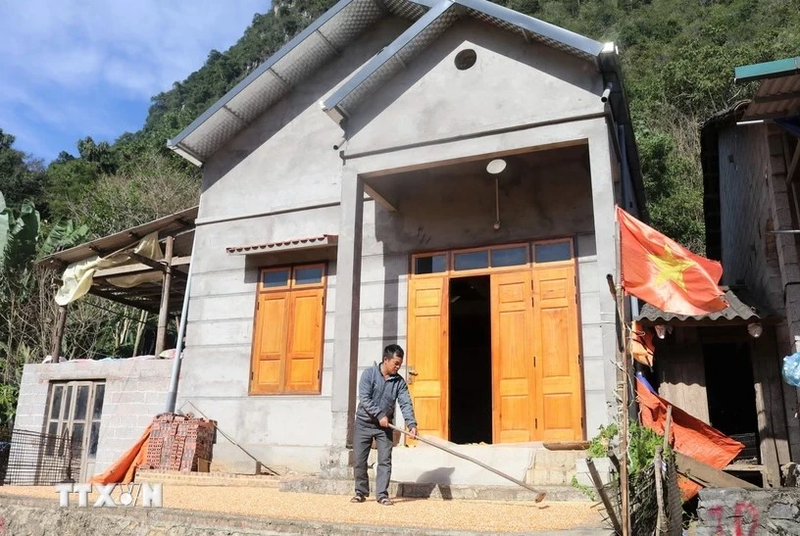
{"left": 454, "top": 49, "right": 477, "bottom": 70}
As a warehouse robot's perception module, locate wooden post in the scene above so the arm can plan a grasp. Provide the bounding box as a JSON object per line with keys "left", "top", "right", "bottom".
{"left": 51, "top": 305, "right": 67, "bottom": 363}
{"left": 615, "top": 282, "right": 631, "bottom": 536}
{"left": 663, "top": 405, "right": 673, "bottom": 452}
{"left": 154, "top": 236, "right": 174, "bottom": 357}
{"left": 654, "top": 446, "right": 666, "bottom": 534}
{"left": 587, "top": 457, "right": 622, "bottom": 535}
{"left": 132, "top": 309, "right": 147, "bottom": 357}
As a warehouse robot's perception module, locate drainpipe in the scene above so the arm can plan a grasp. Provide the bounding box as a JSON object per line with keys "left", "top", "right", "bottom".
{"left": 617, "top": 124, "right": 640, "bottom": 320}
{"left": 165, "top": 234, "right": 196, "bottom": 414}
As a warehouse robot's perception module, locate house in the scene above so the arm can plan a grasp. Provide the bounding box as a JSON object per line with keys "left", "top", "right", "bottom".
{"left": 163, "top": 0, "right": 646, "bottom": 482}
{"left": 645, "top": 56, "right": 800, "bottom": 487}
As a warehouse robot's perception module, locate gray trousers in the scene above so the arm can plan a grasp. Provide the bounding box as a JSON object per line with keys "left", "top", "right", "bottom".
{"left": 353, "top": 419, "right": 393, "bottom": 500}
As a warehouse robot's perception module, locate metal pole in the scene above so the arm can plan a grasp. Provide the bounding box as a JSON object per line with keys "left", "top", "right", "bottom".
{"left": 165, "top": 235, "right": 195, "bottom": 413}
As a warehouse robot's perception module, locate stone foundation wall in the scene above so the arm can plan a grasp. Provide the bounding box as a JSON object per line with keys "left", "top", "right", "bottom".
{"left": 697, "top": 488, "right": 800, "bottom": 535}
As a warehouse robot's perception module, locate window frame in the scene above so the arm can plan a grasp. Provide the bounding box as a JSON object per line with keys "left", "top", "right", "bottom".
{"left": 250, "top": 262, "right": 328, "bottom": 396}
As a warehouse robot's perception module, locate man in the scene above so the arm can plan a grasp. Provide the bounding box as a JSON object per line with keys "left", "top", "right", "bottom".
{"left": 351, "top": 344, "right": 418, "bottom": 506}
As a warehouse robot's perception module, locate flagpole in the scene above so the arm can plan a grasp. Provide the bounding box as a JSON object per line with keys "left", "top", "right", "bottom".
{"left": 614, "top": 210, "right": 631, "bottom": 536}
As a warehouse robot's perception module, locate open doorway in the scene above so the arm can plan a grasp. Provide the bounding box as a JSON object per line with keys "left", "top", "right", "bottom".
{"left": 703, "top": 342, "right": 760, "bottom": 462}
{"left": 448, "top": 276, "right": 492, "bottom": 444}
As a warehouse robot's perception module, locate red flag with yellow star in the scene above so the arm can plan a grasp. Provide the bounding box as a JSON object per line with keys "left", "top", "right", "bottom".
{"left": 616, "top": 206, "right": 728, "bottom": 316}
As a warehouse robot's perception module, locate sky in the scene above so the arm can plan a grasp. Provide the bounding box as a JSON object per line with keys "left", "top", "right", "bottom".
{"left": 0, "top": 0, "right": 267, "bottom": 164}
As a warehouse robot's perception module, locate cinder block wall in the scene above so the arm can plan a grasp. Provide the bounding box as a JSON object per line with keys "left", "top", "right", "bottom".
{"left": 14, "top": 359, "right": 173, "bottom": 474}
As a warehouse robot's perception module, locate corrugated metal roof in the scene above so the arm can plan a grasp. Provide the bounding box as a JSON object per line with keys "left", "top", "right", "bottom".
{"left": 735, "top": 56, "right": 800, "bottom": 84}
{"left": 168, "top": 0, "right": 611, "bottom": 164}
{"left": 226, "top": 234, "right": 338, "bottom": 255}
{"left": 742, "top": 73, "right": 800, "bottom": 120}
{"left": 167, "top": 0, "right": 422, "bottom": 165}
{"left": 38, "top": 206, "right": 198, "bottom": 269}
{"left": 321, "top": 0, "right": 604, "bottom": 121}
{"left": 636, "top": 287, "right": 767, "bottom": 325}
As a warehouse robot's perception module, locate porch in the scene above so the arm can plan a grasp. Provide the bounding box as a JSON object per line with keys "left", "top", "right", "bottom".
{"left": 323, "top": 116, "right": 629, "bottom": 482}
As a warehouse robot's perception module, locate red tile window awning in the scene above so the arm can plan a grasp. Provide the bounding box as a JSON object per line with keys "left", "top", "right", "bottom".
{"left": 225, "top": 234, "right": 338, "bottom": 255}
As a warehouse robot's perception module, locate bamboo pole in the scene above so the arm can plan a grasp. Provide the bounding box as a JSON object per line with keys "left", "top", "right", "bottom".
{"left": 654, "top": 446, "right": 666, "bottom": 534}
{"left": 155, "top": 235, "right": 174, "bottom": 357}
{"left": 615, "top": 281, "right": 631, "bottom": 536}
{"left": 387, "top": 423, "right": 547, "bottom": 503}
{"left": 132, "top": 309, "right": 147, "bottom": 357}
{"left": 663, "top": 406, "right": 673, "bottom": 451}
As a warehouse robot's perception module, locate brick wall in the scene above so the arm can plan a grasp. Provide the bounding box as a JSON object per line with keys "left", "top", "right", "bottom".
{"left": 14, "top": 359, "right": 173, "bottom": 475}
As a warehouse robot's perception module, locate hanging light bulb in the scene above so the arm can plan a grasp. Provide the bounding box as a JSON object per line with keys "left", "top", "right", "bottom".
{"left": 655, "top": 325, "right": 668, "bottom": 339}
{"left": 748, "top": 323, "right": 763, "bottom": 338}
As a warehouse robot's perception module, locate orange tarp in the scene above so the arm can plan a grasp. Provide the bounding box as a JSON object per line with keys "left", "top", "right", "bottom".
{"left": 89, "top": 424, "right": 151, "bottom": 485}
{"left": 636, "top": 379, "right": 744, "bottom": 501}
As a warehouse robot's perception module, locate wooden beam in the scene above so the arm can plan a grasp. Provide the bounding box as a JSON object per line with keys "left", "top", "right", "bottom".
{"left": 125, "top": 252, "right": 187, "bottom": 280}
{"left": 586, "top": 457, "right": 622, "bottom": 535}
{"left": 675, "top": 452, "right": 759, "bottom": 490}
{"left": 94, "top": 256, "right": 190, "bottom": 279}
{"left": 155, "top": 236, "right": 174, "bottom": 357}
{"left": 543, "top": 441, "right": 590, "bottom": 451}
{"left": 50, "top": 305, "right": 67, "bottom": 363}
{"left": 787, "top": 141, "right": 800, "bottom": 184}
{"left": 88, "top": 287, "right": 160, "bottom": 314}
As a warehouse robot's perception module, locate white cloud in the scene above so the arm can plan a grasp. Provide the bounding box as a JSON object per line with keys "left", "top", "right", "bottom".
{"left": 0, "top": 0, "right": 267, "bottom": 160}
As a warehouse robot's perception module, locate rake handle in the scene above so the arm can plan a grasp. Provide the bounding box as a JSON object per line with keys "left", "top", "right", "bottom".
{"left": 387, "top": 423, "right": 546, "bottom": 503}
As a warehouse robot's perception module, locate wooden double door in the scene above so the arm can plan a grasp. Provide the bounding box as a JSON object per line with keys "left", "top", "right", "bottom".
{"left": 407, "top": 241, "right": 584, "bottom": 444}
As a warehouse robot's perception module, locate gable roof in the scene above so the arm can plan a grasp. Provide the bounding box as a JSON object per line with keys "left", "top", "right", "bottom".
{"left": 166, "top": 0, "right": 646, "bottom": 220}
{"left": 168, "top": 0, "right": 613, "bottom": 164}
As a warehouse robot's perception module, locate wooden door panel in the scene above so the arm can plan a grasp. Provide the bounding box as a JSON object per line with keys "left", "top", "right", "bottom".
{"left": 533, "top": 264, "right": 583, "bottom": 441}
{"left": 285, "top": 289, "right": 324, "bottom": 392}
{"left": 407, "top": 277, "right": 448, "bottom": 440}
{"left": 251, "top": 292, "right": 288, "bottom": 393}
{"left": 491, "top": 271, "right": 535, "bottom": 443}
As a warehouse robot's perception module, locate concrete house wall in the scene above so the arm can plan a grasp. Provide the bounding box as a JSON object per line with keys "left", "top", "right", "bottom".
{"left": 177, "top": 13, "right": 629, "bottom": 474}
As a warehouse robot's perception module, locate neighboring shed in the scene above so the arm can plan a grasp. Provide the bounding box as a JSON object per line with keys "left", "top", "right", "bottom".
{"left": 701, "top": 56, "right": 800, "bottom": 467}
{"left": 637, "top": 288, "right": 789, "bottom": 488}
{"left": 9, "top": 207, "right": 197, "bottom": 485}
{"left": 38, "top": 206, "right": 197, "bottom": 360}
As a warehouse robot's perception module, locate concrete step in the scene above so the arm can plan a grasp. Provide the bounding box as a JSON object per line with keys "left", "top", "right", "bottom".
{"left": 135, "top": 468, "right": 282, "bottom": 487}
{"left": 353, "top": 443, "right": 586, "bottom": 488}
{"left": 279, "top": 476, "right": 592, "bottom": 502}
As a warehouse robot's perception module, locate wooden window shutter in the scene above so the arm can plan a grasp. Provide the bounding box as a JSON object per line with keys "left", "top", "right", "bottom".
{"left": 284, "top": 288, "right": 325, "bottom": 393}
{"left": 250, "top": 292, "right": 289, "bottom": 394}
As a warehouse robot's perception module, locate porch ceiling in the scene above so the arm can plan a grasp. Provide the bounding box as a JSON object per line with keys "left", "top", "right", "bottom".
{"left": 363, "top": 143, "right": 589, "bottom": 209}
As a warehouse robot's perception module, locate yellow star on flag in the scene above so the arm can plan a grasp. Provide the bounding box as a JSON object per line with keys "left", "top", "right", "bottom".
{"left": 647, "top": 245, "right": 695, "bottom": 290}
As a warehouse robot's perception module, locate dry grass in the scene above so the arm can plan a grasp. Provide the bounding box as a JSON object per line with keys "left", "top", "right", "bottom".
{"left": 0, "top": 485, "right": 603, "bottom": 533}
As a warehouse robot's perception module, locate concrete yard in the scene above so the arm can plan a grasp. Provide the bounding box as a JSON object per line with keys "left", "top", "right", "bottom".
{"left": 0, "top": 485, "right": 606, "bottom": 535}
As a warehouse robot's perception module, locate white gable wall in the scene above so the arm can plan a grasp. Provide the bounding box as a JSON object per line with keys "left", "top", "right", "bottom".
{"left": 344, "top": 19, "right": 605, "bottom": 155}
